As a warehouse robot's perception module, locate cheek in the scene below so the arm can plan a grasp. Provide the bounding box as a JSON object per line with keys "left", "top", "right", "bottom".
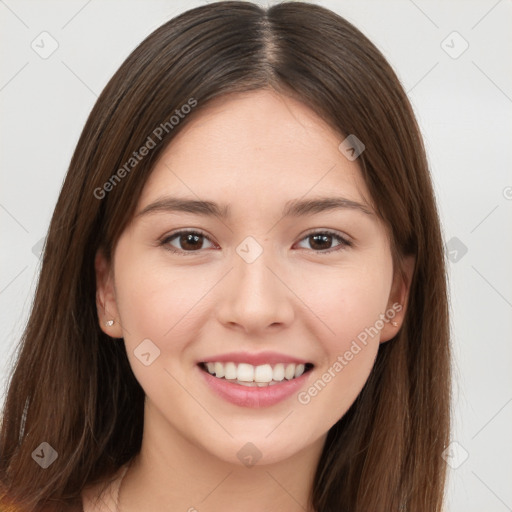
{"left": 111, "top": 245, "right": 201, "bottom": 352}
{"left": 303, "top": 262, "right": 392, "bottom": 348}
{"left": 112, "top": 258, "right": 209, "bottom": 402}
{"left": 295, "top": 263, "right": 390, "bottom": 409}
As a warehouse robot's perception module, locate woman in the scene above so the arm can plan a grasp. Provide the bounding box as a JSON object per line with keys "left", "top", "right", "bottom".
{"left": 0, "top": 2, "right": 450, "bottom": 511}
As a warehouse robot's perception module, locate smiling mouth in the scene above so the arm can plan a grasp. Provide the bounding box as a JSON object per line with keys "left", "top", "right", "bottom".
{"left": 198, "top": 361, "right": 314, "bottom": 387}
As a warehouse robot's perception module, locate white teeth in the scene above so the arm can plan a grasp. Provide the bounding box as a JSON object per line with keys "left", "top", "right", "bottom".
{"left": 237, "top": 363, "right": 254, "bottom": 382}
{"left": 284, "top": 363, "right": 295, "bottom": 380}
{"left": 294, "top": 363, "right": 305, "bottom": 378}
{"left": 273, "top": 363, "right": 285, "bottom": 381}
{"left": 224, "top": 362, "right": 237, "bottom": 380}
{"left": 254, "top": 364, "right": 273, "bottom": 383}
{"left": 202, "top": 361, "right": 310, "bottom": 384}
{"left": 237, "top": 381, "right": 258, "bottom": 387}
{"left": 214, "top": 362, "right": 225, "bottom": 378}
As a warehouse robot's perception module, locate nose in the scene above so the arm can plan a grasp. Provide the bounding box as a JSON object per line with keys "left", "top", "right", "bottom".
{"left": 216, "top": 247, "right": 295, "bottom": 335}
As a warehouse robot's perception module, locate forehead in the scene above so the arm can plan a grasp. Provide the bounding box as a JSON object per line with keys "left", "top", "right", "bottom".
{"left": 137, "top": 89, "right": 371, "bottom": 213}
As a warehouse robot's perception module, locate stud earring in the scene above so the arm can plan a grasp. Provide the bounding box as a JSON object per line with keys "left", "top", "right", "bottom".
{"left": 105, "top": 320, "right": 115, "bottom": 327}
{"left": 391, "top": 321, "right": 398, "bottom": 327}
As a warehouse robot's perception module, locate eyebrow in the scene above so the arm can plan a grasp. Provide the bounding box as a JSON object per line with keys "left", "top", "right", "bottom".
{"left": 136, "top": 195, "right": 373, "bottom": 219}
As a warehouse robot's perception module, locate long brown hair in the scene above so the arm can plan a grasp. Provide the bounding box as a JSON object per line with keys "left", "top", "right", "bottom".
{"left": 0, "top": 2, "right": 450, "bottom": 510}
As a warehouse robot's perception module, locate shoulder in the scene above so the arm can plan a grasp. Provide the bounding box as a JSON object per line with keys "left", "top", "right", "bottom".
{"left": 81, "top": 464, "right": 129, "bottom": 512}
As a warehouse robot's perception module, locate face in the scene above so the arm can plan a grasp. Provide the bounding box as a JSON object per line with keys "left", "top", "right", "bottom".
{"left": 96, "top": 89, "right": 412, "bottom": 466}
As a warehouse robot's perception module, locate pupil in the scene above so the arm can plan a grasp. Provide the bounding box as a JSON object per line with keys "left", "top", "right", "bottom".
{"left": 310, "top": 234, "right": 331, "bottom": 250}
{"left": 181, "top": 233, "right": 201, "bottom": 250}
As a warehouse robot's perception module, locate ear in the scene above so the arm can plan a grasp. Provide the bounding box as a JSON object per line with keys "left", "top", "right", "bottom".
{"left": 379, "top": 255, "right": 415, "bottom": 343}
{"left": 95, "top": 249, "right": 123, "bottom": 338}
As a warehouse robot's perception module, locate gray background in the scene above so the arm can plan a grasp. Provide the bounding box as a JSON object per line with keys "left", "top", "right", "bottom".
{"left": 1, "top": 0, "right": 511, "bottom": 510}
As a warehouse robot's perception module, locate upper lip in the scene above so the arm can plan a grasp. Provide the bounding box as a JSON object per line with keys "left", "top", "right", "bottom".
{"left": 198, "top": 351, "right": 312, "bottom": 366}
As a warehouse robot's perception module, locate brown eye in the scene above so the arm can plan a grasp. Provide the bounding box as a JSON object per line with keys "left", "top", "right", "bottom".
{"left": 296, "top": 230, "right": 351, "bottom": 254}
{"left": 162, "top": 230, "right": 214, "bottom": 254}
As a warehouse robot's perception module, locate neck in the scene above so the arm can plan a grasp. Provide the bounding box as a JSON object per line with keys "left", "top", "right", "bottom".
{"left": 118, "top": 401, "right": 325, "bottom": 512}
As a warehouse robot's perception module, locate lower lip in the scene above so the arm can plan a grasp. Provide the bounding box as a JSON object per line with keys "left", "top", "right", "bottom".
{"left": 198, "top": 365, "right": 312, "bottom": 408}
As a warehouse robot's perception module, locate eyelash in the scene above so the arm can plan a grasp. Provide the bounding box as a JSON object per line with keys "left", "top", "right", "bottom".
{"left": 159, "top": 229, "right": 352, "bottom": 256}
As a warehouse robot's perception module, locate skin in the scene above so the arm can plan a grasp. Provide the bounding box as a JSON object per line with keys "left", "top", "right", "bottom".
{"left": 95, "top": 89, "right": 414, "bottom": 512}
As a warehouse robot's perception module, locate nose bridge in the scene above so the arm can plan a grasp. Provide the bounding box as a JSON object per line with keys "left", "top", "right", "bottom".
{"left": 235, "top": 239, "right": 281, "bottom": 307}
{"left": 236, "top": 248, "right": 275, "bottom": 301}
{"left": 217, "top": 236, "right": 294, "bottom": 331}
